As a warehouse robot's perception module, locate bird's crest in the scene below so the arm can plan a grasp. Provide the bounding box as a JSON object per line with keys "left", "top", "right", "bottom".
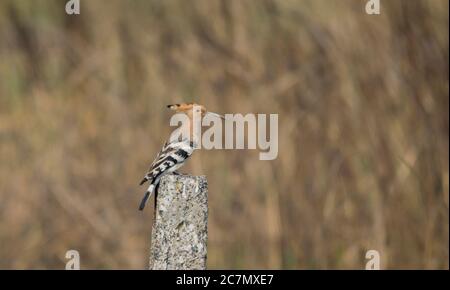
{"left": 167, "top": 103, "right": 206, "bottom": 114}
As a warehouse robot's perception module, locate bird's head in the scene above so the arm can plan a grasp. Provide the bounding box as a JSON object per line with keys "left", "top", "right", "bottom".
{"left": 167, "top": 103, "right": 224, "bottom": 119}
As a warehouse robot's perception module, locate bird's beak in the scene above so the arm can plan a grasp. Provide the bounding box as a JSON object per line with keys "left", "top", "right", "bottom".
{"left": 206, "top": 112, "right": 225, "bottom": 119}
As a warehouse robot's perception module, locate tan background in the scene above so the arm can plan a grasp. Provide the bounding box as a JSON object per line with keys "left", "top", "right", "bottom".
{"left": 0, "top": 0, "right": 448, "bottom": 269}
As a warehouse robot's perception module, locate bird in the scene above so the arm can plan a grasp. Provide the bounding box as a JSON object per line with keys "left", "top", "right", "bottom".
{"left": 138, "top": 103, "right": 224, "bottom": 211}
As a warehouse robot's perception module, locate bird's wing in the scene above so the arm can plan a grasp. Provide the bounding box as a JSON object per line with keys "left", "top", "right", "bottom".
{"left": 139, "top": 139, "right": 194, "bottom": 185}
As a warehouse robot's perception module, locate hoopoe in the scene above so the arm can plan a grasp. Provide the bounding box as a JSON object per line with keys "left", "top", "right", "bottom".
{"left": 138, "top": 103, "right": 224, "bottom": 211}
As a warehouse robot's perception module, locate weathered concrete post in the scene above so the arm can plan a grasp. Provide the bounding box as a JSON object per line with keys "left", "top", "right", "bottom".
{"left": 149, "top": 174, "right": 208, "bottom": 270}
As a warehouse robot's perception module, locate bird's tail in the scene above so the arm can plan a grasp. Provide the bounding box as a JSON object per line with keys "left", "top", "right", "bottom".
{"left": 139, "top": 184, "right": 155, "bottom": 211}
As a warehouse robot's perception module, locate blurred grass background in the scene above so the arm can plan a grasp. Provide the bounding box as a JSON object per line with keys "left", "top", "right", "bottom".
{"left": 0, "top": 0, "right": 448, "bottom": 269}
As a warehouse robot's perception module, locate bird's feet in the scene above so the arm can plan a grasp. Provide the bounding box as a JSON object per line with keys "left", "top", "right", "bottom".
{"left": 172, "top": 171, "right": 186, "bottom": 176}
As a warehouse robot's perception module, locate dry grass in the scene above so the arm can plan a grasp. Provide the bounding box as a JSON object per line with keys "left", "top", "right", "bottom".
{"left": 0, "top": 0, "right": 448, "bottom": 269}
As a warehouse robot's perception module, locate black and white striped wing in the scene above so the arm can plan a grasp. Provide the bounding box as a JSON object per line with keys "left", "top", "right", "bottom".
{"left": 139, "top": 140, "right": 194, "bottom": 185}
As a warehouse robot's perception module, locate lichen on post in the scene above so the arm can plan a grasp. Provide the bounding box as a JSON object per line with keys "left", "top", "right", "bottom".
{"left": 149, "top": 174, "right": 208, "bottom": 270}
